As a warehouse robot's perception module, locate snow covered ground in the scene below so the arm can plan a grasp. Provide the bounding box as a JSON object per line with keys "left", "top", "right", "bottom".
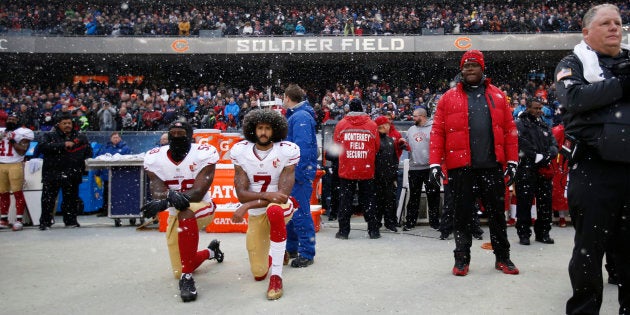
{"left": 1, "top": 214, "right": 619, "bottom": 314}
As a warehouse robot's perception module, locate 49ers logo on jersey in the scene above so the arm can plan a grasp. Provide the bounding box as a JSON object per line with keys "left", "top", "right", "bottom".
{"left": 272, "top": 157, "right": 281, "bottom": 168}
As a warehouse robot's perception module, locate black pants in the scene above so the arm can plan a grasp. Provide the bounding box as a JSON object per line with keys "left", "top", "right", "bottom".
{"left": 337, "top": 178, "right": 377, "bottom": 236}
{"left": 515, "top": 169, "right": 553, "bottom": 239}
{"left": 439, "top": 183, "right": 483, "bottom": 235}
{"left": 566, "top": 151, "right": 630, "bottom": 315}
{"left": 449, "top": 166, "right": 510, "bottom": 259}
{"left": 40, "top": 178, "right": 82, "bottom": 226}
{"left": 375, "top": 177, "right": 397, "bottom": 229}
{"left": 328, "top": 170, "right": 340, "bottom": 218}
{"left": 406, "top": 169, "right": 441, "bottom": 227}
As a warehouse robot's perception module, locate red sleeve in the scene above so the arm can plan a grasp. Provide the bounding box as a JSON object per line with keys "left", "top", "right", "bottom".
{"left": 502, "top": 96, "right": 519, "bottom": 163}
{"left": 429, "top": 97, "right": 446, "bottom": 166}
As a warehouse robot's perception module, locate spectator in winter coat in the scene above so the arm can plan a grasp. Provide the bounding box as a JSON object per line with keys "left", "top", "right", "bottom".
{"left": 224, "top": 97, "right": 241, "bottom": 125}
{"left": 97, "top": 101, "right": 117, "bottom": 131}
{"left": 142, "top": 104, "right": 162, "bottom": 131}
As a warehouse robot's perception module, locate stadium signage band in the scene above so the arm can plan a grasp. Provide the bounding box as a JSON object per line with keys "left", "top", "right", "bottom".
{"left": 3, "top": 33, "right": 626, "bottom": 54}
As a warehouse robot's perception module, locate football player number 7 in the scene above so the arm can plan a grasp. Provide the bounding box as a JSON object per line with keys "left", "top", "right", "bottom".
{"left": 253, "top": 175, "right": 271, "bottom": 192}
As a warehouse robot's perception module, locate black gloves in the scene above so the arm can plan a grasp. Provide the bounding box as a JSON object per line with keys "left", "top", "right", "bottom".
{"left": 611, "top": 60, "right": 630, "bottom": 75}
{"left": 429, "top": 165, "right": 444, "bottom": 187}
{"left": 611, "top": 60, "right": 630, "bottom": 98}
{"left": 167, "top": 190, "right": 191, "bottom": 210}
{"left": 141, "top": 199, "right": 168, "bottom": 218}
{"left": 140, "top": 190, "right": 191, "bottom": 218}
{"left": 504, "top": 162, "right": 518, "bottom": 186}
{"left": 537, "top": 154, "right": 551, "bottom": 167}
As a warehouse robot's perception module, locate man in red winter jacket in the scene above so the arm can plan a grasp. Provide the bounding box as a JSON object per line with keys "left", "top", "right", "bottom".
{"left": 332, "top": 98, "right": 380, "bottom": 239}
{"left": 429, "top": 50, "right": 519, "bottom": 277}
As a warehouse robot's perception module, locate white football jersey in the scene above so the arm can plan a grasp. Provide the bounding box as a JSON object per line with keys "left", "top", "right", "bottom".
{"left": 230, "top": 140, "right": 300, "bottom": 214}
{"left": 0, "top": 127, "right": 35, "bottom": 163}
{"left": 144, "top": 143, "right": 219, "bottom": 203}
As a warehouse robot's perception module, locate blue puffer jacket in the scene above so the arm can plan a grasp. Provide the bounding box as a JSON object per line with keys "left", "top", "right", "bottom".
{"left": 285, "top": 101, "right": 318, "bottom": 185}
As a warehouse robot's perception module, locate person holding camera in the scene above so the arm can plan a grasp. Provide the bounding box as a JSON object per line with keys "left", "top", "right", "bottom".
{"left": 555, "top": 4, "right": 630, "bottom": 314}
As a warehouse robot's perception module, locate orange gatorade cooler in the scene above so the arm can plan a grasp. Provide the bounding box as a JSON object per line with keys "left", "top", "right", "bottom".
{"left": 217, "top": 132, "right": 243, "bottom": 163}
{"left": 193, "top": 129, "right": 220, "bottom": 150}
{"left": 209, "top": 164, "right": 238, "bottom": 205}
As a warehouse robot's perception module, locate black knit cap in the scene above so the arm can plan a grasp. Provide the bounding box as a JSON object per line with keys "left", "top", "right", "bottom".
{"left": 349, "top": 98, "right": 363, "bottom": 112}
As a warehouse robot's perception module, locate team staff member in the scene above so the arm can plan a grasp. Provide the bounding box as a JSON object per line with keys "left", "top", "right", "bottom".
{"left": 332, "top": 98, "right": 380, "bottom": 239}
{"left": 429, "top": 50, "right": 519, "bottom": 276}
{"left": 0, "top": 115, "right": 34, "bottom": 231}
{"left": 374, "top": 116, "right": 399, "bottom": 233}
{"left": 230, "top": 110, "right": 299, "bottom": 300}
{"left": 555, "top": 4, "right": 630, "bottom": 314}
{"left": 141, "top": 121, "right": 224, "bottom": 302}
{"left": 95, "top": 132, "right": 132, "bottom": 217}
{"left": 37, "top": 113, "right": 92, "bottom": 229}
{"left": 283, "top": 84, "right": 318, "bottom": 268}
{"left": 404, "top": 107, "right": 441, "bottom": 231}
{"left": 514, "top": 98, "right": 558, "bottom": 245}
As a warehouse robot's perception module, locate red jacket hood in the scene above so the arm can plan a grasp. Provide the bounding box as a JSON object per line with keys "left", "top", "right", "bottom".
{"left": 343, "top": 113, "right": 371, "bottom": 125}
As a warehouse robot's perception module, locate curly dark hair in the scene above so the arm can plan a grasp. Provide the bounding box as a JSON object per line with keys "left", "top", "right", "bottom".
{"left": 242, "top": 109, "right": 288, "bottom": 143}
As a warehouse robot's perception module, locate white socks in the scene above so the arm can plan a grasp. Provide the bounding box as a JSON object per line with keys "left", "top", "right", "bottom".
{"left": 269, "top": 240, "right": 286, "bottom": 277}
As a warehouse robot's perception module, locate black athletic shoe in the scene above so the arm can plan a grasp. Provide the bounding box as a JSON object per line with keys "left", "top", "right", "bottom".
{"left": 335, "top": 232, "right": 348, "bottom": 240}
{"left": 472, "top": 232, "right": 483, "bottom": 240}
{"left": 535, "top": 235, "right": 555, "bottom": 244}
{"left": 290, "top": 256, "right": 314, "bottom": 268}
{"left": 385, "top": 225, "right": 398, "bottom": 232}
{"left": 519, "top": 237, "right": 530, "bottom": 245}
{"left": 65, "top": 222, "right": 80, "bottom": 228}
{"left": 608, "top": 274, "right": 619, "bottom": 285}
{"left": 368, "top": 230, "right": 381, "bottom": 239}
{"left": 402, "top": 224, "right": 414, "bottom": 231}
{"left": 39, "top": 218, "right": 55, "bottom": 230}
{"left": 208, "top": 239, "right": 224, "bottom": 263}
{"left": 179, "top": 273, "right": 197, "bottom": 302}
{"left": 439, "top": 231, "right": 450, "bottom": 240}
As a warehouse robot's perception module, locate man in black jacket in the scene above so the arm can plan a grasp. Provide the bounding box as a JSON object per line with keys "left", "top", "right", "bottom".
{"left": 36, "top": 113, "right": 92, "bottom": 229}
{"left": 514, "top": 97, "right": 558, "bottom": 246}
{"left": 555, "top": 4, "right": 630, "bottom": 314}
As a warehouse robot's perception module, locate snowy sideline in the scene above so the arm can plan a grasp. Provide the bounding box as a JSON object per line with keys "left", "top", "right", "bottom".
{"left": 0, "top": 215, "right": 619, "bottom": 315}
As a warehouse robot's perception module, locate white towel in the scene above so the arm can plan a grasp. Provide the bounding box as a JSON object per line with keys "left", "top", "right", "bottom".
{"left": 573, "top": 40, "right": 604, "bottom": 83}
{"left": 28, "top": 158, "right": 43, "bottom": 174}
{"left": 574, "top": 40, "right": 630, "bottom": 83}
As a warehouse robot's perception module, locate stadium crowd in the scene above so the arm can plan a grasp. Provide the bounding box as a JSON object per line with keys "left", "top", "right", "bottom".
{"left": 1, "top": 1, "right": 629, "bottom": 37}
{"left": 0, "top": 75, "right": 560, "bottom": 132}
